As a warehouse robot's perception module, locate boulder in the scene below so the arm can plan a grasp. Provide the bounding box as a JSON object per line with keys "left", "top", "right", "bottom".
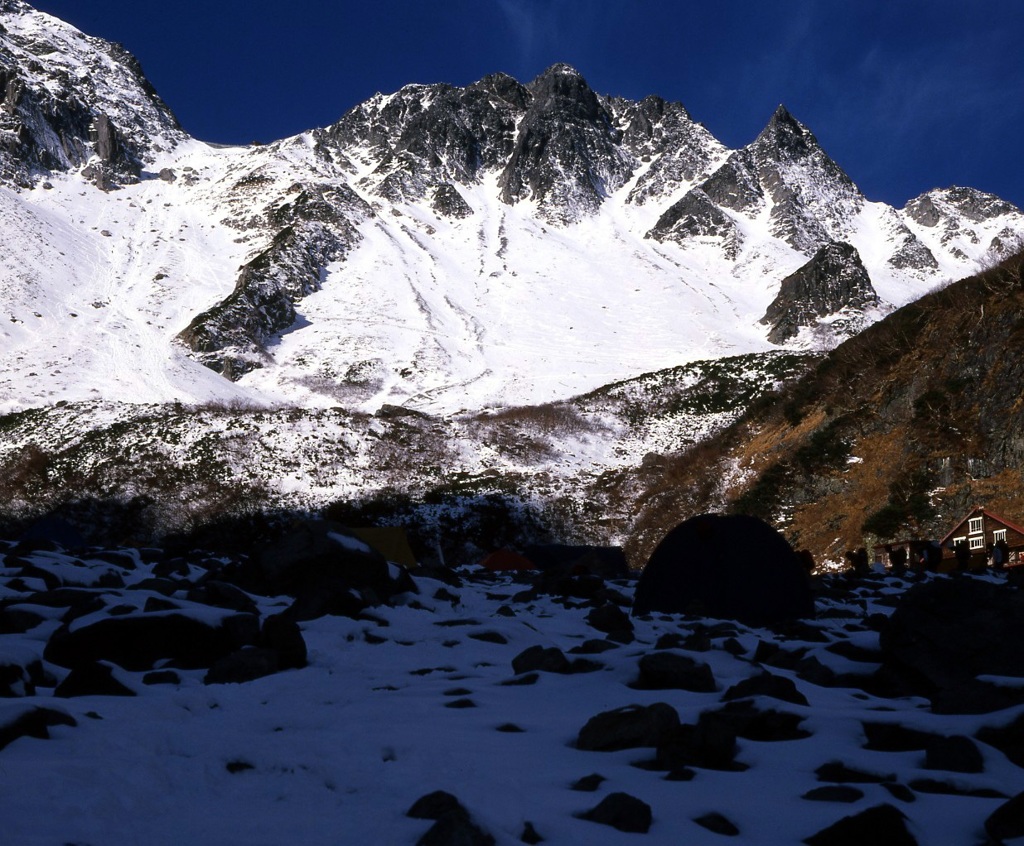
{"left": 44, "top": 611, "right": 260, "bottom": 671}
{"left": 576, "top": 702, "right": 680, "bottom": 751}
{"left": 577, "top": 792, "right": 652, "bottom": 834}
{"left": 879, "top": 578, "right": 1024, "bottom": 713}
{"left": 631, "top": 652, "right": 717, "bottom": 693}
{"left": 252, "top": 520, "right": 417, "bottom": 618}
{"left": 985, "top": 791, "right": 1024, "bottom": 842}
{"left": 803, "top": 803, "right": 917, "bottom": 845}
{"left": 54, "top": 661, "right": 135, "bottom": 697}
{"left": 722, "top": 671, "right": 809, "bottom": 706}
{"left": 0, "top": 705, "right": 77, "bottom": 751}
{"left": 923, "top": 735, "right": 983, "bottom": 773}
{"left": 512, "top": 645, "right": 570, "bottom": 675}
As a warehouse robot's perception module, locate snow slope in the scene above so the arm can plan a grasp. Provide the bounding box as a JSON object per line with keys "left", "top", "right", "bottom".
{"left": 2, "top": 3, "right": 1023, "bottom": 417}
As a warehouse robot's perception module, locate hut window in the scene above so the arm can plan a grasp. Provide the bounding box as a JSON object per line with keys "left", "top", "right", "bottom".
{"left": 994, "top": 529, "right": 1007, "bottom": 542}
{"left": 970, "top": 536, "right": 985, "bottom": 550}
{"left": 968, "top": 517, "right": 983, "bottom": 534}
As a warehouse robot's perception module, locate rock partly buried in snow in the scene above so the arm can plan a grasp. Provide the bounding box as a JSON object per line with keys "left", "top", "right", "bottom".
{"left": 985, "top": 790, "right": 1024, "bottom": 843}
{"left": 976, "top": 711, "right": 1024, "bottom": 769}
{"left": 721, "top": 670, "right": 810, "bottom": 706}
{"left": 0, "top": 705, "right": 77, "bottom": 751}
{"left": 694, "top": 811, "right": 740, "bottom": 836}
{"left": 633, "top": 513, "right": 814, "bottom": 625}
{"left": 576, "top": 703, "right": 680, "bottom": 751}
{"left": 700, "top": 700, "right": 810, "bottom": 742}
{"left": 54, "top": 660, "right": 136, "bottom": 697}
{"left": 512, "top": 645, "right": 571, "bottom": 675}
{"left": 630, "top": 651, "right": 717, "bottom": 692}
{"left": 406, "top": 790, "right": 496, "bottom": 846}
{"left": 802, "top": 803, "right": 917, "bottom": 846}
{"left": 44, "top": 610, "right": 260, "bottom": 672}
{"left": 648, "top": 713, "right": 746, "bottom": 772}
{"left": 576, "top": 792, "right": 652, "bottom": 834}
{"left": 923, "top": 735, "right": 984, "bottom": 773}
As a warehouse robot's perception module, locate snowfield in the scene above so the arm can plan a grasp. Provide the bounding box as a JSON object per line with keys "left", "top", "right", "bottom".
{"left": 2, "top": 542, "right": 1024, "bottom": 846}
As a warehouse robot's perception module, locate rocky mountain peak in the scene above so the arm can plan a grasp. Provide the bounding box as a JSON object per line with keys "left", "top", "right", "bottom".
{"left": 525, "top": 63, "right": 606, "bottom": 124}
{"left": 0, "top": 0, "right": 182, "bottom": 188}
{"left": 753, "top": 104, "right": 818, "bottom": 159}
{"left": 907, "top": 186, "right": 1022, "bottom": 226}
{"left": 498, "top": 63, "right": 631, "bottom": 222}
{"left": 467, "top": 71, "right": 531, "bottom": 109}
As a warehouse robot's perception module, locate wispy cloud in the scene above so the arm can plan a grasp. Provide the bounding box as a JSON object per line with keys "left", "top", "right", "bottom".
{"left": 492, "top": 0, "right": 625, "bottom": 75}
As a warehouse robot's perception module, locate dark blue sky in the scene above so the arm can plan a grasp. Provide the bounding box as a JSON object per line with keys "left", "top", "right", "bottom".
{"left": 31, "top": 0, "right": 1024, "bottom": 209}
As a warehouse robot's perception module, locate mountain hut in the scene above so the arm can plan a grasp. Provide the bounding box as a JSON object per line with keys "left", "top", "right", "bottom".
{"left": 939, "top": 507, "right": 1024, "bottom": 569}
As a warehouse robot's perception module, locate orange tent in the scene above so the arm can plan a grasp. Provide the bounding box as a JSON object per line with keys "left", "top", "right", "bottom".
{"left": 480, "top": 548, "right": 536, "bottom": 571}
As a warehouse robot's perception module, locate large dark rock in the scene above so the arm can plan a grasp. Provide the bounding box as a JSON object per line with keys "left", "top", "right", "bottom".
{"left": 631, "top": 651, "right": 717, "bottom": 692}
{"left": 54, "top": 661, "right": 136, "bottom": 697}
{"left": 650, "top": 715, "right": 744, "bottom": 772}
{"left": 976, "top": 711, "right": 1024, "bottom": 768}
{"left": 243, "top": 520, "right": 416, "bottom": 620}
{"left": 633, "top": 513, "right": 814, "bottom": 625}
{"left": 511, "top": 645, "right": 571, "bottom": 676}
{"left": 576, "top": 702, "right": 680, "bottom": 751}
{"left": 878, "top": 578, "right": 1024, "bottom": 713}
{"left": 0, "top": 705, "right": 77, "bottom": 751}
{"left": 802, "top": 803, "right": 917, "bottom": 845}
{"left": 923, "top": 735, "right": 983, "bottom": 773}
{"left": 44, "top": 611, "right": 260, "bottom": 671}
{"left": 577, "top": 792, "right": 652, "bottom": 834}
{"left": 985, "top": 791, "right": 1024, "bottom": 842}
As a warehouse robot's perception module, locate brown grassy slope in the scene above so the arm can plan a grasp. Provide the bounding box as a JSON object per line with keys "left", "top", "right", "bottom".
{"left": 619, "top": 250, "right": 1024, "bottom": 568}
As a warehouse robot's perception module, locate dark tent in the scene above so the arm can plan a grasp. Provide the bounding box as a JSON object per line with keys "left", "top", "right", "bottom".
{"left": 523, "top": 544, "right": 629, "bottom": 579}
{"left": 632, "top": 513, "right": 814, "bottom": 624}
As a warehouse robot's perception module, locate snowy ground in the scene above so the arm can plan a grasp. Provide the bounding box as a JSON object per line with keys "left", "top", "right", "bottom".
{"left": 2, "top": 543, "right": 1023, "bottom": 845}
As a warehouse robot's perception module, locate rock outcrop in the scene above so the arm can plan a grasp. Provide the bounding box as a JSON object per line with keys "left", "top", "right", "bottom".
{"left": 761, "top": 241, "right": 880, "bottom": 343}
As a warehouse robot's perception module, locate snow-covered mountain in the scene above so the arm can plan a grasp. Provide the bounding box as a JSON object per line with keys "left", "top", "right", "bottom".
{"left": 3, "top": 1, "right": 1022, "bottom": 417}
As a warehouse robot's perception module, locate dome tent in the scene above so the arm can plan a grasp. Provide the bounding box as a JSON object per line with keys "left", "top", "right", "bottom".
{"left": 633, "top": 513, "right": 814, "bottom": 625}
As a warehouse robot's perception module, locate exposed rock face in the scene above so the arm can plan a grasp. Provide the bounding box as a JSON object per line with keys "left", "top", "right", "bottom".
{"left": 747, "top": 106, "right": 863, "bottom": 252}
{"left": 0, "top": 0, "right": 182, "bottom": 187}
{"left": 431, "top": 182, "right": 473, "bottom": 218}
{"left": 905, "top": 187, "right": 1024, "bottom": 257}
{"left": 324, "top": 72, "right": 527, "bottom": 203}
{"left": 647, "top": 106, "right": 864, "bottom": 256}
{"left": 618, "top": 95, "right": 724, "bottom": 206}
{"left": 646, "top": 188, "right": 743, "bottom": 258}
{"left": 761, "top": 242, "right": 879, "bottom": 343}
{"left": 3, "top": 1, "right": 1024, "bottom": 395}
{"left": 177, "top": 184, "right": 370, "bottom": 377}
{"left": 498, "top": 64, "right": 633, "bottom": 223}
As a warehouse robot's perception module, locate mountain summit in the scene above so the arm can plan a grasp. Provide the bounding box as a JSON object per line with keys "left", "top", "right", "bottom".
{"left": 1, "top": 6, "right": 1023, "bottom": 416}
